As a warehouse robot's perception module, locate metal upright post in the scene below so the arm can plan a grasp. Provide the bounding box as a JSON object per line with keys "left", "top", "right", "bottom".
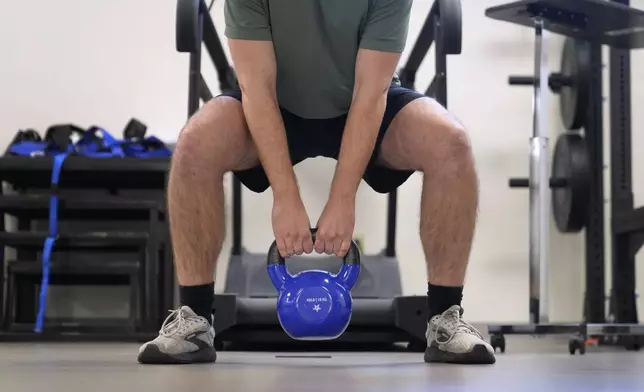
{"left": 432, "top": 21, "right": 447, "bottom": 106}
{"left": 609, "top": 0, "right": 636, "bottom": 326}
{"left": 187, "top": 9, "right": 203, "bottom": 118}
{"left": 529, "top": 19, "right": 550, "bottom": 324}
{"left": 584, "top": 42, "right": 606, "bottom": 324}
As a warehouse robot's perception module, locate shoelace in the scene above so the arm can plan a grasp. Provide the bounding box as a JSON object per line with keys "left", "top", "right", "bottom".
{"left": 160, "top": 308, "right": 187, "bottom": 337}
{"left": 434, "top": 308, "right": 484, "bottom": 345}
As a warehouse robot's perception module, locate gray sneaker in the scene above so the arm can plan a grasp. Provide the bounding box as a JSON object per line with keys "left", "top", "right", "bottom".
{"left": 137, "top": 306, "right": 216, "bottom": 364}
{"left": 424, "top": 305, "right": 496, "bottom": 364}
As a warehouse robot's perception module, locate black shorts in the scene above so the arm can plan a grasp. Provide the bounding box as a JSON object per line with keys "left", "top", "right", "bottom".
{"left": 218, "top": 86, "right": 424, "bottom": 194}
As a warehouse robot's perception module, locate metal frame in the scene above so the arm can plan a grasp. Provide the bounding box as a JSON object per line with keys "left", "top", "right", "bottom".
{"left": 486, "top": 0, "right": 644, "bottom": 354}
{"left": 607, "top": 0, "right": 644, "bottom": 348}
{"left": 584, "top": 37, "right": 606, "bottom": 325}
{"left": 399, "top": 0, "right": 458, "bottom": 112}
{"left": 530, "top": 19, "right": 550, "bottom": 323}
{"left": 179, "top": 0, "right": 458, "bottom": 259}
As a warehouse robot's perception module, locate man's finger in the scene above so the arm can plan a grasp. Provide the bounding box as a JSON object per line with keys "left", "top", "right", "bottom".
{"left": 337, "top": 239, "right": 351, "bottom": 258}
{"left": 293, "top": 235, "right": 304, "bottom": 255}
{"left": 277, "top": 238, "right": 288, "bottom": 258}
{"left": 315, "top": 238, "right": 325, "bottom": 254}
{"left": 324, "top": 237, "right": 334, "bottom": 255}
{"left": 302, "top": 233, "right": 314, "bottom": 254}
{"left": 284, "top": 236, "right": 295, "bottom": 257}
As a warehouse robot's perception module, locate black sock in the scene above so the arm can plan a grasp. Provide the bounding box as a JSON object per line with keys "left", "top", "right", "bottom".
{"left": 427, "top": 283, "right": 463, "bottom": 319}
{"left": 180, "top": 283, "right": 214, "bottom": 324}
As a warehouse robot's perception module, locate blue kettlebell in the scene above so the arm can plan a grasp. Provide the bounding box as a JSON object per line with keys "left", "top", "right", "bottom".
{"left": 267, "top": 228, "right": 361, "bottom": 340}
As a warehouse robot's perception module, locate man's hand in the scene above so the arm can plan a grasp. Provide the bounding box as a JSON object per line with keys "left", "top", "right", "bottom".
{"left": 272, "top": 195, "right": 314, "bottom": 258}
{"left": 315, "top": 196, "right": 356, "bottom": 257}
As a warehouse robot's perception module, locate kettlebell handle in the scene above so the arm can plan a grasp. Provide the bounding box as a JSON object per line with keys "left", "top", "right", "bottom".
{"left": 266, "top": 228, "right": 361, "bottom": 267}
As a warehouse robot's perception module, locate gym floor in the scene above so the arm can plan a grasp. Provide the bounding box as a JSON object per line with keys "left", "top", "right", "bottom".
{"left": 2, "top": 336, "right": 643, "bottom": 392}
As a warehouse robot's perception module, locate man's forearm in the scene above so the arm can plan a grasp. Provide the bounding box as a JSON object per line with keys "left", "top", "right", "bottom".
{"left": 242, "top": 94, "right": 299, "bottom": 199}
{"left": 330, "top": 93, "right": 387, "bottom": 200}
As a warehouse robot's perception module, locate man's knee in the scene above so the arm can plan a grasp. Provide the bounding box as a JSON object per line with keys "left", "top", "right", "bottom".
{"left": 423, "top": 121, "right": 473, "bottom": 174}
{"left": 173, "top": 98, "right": 252, "bottom": 174}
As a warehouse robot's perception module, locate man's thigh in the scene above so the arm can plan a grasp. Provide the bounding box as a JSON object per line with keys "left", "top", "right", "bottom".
{"left": 377, "top": 96, "right": 465, "bottom": 172}
{"left": 185, "top": 91, "right": 260, "bottom": 172}
{"left": 216, "top": 89, "right": 312, "bottom": 193}
{"left": 360, "top": 86, "right": 428, "bottom": 193}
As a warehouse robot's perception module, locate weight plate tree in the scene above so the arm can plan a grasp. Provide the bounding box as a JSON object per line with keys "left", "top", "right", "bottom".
{"left": 507, "top": 37, "right": 592, "bottom": 233}
{"left": 486, "top": 0, "right": 644, "bottom": 355}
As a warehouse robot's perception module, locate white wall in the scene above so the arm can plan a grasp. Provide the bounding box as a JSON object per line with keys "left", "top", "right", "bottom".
{"left": 10, "top": 0, "right": 644, "bottom": 323}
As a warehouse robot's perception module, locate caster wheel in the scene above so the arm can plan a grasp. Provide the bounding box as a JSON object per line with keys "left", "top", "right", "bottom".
{"left": 490, "top": 334, "right": 506, "bottom": 353}
{"left": 568, "top": 338, "right": 586, "bottom": 355}
{"left": 407, "top": 339, "right": 427, "bottom": 353}
{"left": 622, "top": 337, "right": 641, "bottom": 351}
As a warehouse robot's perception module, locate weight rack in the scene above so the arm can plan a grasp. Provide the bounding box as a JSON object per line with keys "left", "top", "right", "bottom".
{"left": 485, "top": 0, "right": 644, "bottom": 354}
{"left": 0, "top": 157, "right": 173, "bottom": 342}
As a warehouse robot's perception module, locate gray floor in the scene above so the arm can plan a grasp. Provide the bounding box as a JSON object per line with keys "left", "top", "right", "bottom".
{"left": 1, "top": 337, "right": 643, "bottom": 391}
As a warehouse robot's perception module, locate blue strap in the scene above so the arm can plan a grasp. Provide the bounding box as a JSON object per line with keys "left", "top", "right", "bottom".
{"left": 76, "top": 127, "right": 125, "bottom": 157}
{"left": 122, "top": 136, "right": 172, "bottom": 158}
{"left": 8, "top": 141, "right": 48, "bottom": 156}
{"left": 8, "top": 141, "right": 68, "bottom": 157}
{"left": 34, "top": 153, "right": 68, "bottom": 333}
{"left": 34, "top": 237, "right": 56, "bottom": 333}
{"left": 93, "top": 127, "right": 125, "bottom": 157}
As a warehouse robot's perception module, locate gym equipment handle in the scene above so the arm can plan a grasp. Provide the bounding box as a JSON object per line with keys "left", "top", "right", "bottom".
{"left": 509, "top": 178, "right": 568, "bottom": 188}
{"left": 508, "top": 74, "right": 571, "bottom": 92}
{"left": 509, "top": 76, "right": 536, "bottom": 86}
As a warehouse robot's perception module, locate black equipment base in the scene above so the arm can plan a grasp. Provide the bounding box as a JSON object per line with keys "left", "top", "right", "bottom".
{"left": 214, "top": 249, "right": 428, "bottom": 351}
{"left": 0, "top": 330, "right": 156, "bottom": 343}
{"left": 489, "top": 323, "right": 644, "bottom": 355}
{"left": 214, "top": 293, "right": 428, "bottom": 351}
{"left": 486, "top": 0, "right": 644, "bottom": 49}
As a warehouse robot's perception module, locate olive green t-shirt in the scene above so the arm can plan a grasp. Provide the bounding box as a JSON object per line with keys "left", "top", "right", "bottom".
{"left": 224, "top": 0, "right": 412, "bottom": 119}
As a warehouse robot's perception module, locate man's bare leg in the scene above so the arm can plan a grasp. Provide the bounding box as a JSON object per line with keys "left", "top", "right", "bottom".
{"left": 168, "top": 96, "right": 259, "bottom": 319}
{"left": 137, "top": 97, "right": 259, "bottom": 364}
{"left": 379, "top": 97, "right": 477, "bottom": 289}
{"left": 378, "top": 97, "right": 493, "bottom": 364}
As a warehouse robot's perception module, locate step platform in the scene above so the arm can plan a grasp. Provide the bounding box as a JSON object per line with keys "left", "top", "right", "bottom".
{"left": 0, "top": 156, "right": 169, "bottom": 190}
{"left": 2, "top": 259, "right": 143, "bottom": 340}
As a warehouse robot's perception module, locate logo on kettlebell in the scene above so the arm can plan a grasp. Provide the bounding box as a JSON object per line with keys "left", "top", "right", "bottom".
{"left": 305, "top": 297, "right": 328, "bottom": 303}
{"left": 313, "top": 304, "right": 322, "bottom": 312}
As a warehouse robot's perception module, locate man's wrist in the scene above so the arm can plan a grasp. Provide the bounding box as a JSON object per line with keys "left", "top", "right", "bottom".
{"left": 329, "top": 183, "right": 357, "bottom": 203}
{"left": 272, "top": 178, "right": 301, "bottom": 202}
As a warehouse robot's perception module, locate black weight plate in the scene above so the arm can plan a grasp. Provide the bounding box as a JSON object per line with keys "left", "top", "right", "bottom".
{"left": 559, "top": 38, "right": 591, "bottom": 131}
{"left": 552, "top": 133, "right": 590, "bottom": 233}
{"left": 438, "top": 0, "right": 462, "bottom": 55}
